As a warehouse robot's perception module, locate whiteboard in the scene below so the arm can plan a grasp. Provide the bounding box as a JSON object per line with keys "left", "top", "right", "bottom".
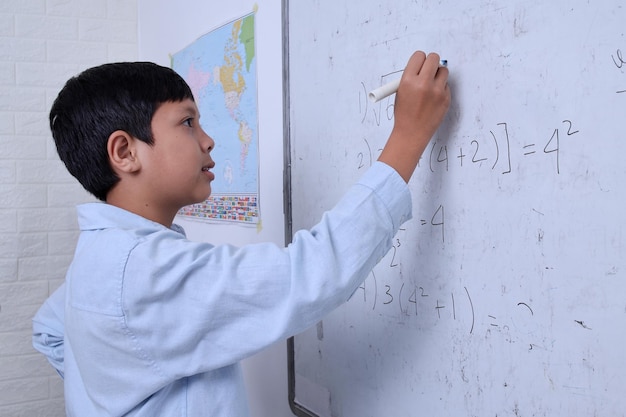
{"left": 286, "top": 1, "right": 626, "bottom": 416}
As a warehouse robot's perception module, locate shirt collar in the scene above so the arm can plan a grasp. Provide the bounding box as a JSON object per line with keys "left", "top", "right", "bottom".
{"left": 76, "top": 203, "right": 187, "bottom": 237}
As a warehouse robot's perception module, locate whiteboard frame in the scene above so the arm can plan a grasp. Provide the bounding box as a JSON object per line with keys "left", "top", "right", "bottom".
{"left": 282, "top": 0, "right": 319, "bottom": 414}
{"left": 282, "top": 0, "right": 306, "bottom": 414}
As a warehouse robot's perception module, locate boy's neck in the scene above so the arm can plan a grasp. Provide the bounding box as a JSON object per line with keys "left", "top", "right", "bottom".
{"left": 106, "top": 186, "right": 178, "bottom": 228}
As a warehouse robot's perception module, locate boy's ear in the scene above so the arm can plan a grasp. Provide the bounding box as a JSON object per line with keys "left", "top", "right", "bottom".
{"left": 107, "top": 130, "right": 141, "bottom": 174}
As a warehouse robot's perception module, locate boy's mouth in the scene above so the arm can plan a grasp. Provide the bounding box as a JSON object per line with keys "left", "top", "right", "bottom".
{"left": 202, "top": 163, "right": 215, "bottom": 180}
{"left": 201, "top": 161, "right": 215, "bottom": 172}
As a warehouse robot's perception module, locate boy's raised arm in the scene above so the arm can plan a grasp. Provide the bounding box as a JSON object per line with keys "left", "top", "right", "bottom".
{"left": 378, "top": 51, "right": 451, "bottom": 183}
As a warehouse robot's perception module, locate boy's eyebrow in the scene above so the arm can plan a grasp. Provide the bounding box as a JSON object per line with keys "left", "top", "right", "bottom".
{"left": 179, "top": 103, "right": 199, "bottom": 117}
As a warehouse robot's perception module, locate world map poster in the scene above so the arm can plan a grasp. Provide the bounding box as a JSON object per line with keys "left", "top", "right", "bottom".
{"left": 172, "top": 12, "right": 260, "bottom": 225}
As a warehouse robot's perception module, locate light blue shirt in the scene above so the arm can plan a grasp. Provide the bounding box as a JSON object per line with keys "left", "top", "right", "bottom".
{"left": 33, "top": 162, "right": 412, "bottom": 416}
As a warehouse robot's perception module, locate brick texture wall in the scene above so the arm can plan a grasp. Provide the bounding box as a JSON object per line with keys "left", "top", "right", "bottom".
{"left": 0, "top": 1, "right": 137, "bottom": 414}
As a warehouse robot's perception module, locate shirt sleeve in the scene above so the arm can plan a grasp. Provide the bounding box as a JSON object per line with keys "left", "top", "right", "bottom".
{"left": 32, "top": 283, "right": 66, "bottom": 378}
{"left": 121, "top": 161, "right": 412, "bottom": 379}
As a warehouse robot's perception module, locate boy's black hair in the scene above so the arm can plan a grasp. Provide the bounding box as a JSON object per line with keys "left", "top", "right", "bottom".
{"left": 50, "top": 62, "right": 194, "bottom": 201}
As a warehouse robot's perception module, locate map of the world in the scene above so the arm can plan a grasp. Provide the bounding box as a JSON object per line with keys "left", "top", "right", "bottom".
{"left": 172, "top": 12, "right": 259, "bottom": 225}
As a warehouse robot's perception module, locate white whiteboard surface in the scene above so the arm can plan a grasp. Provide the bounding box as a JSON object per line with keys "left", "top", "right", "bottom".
{"left": 287, "top": 1, "right": 626, "bottom": 416}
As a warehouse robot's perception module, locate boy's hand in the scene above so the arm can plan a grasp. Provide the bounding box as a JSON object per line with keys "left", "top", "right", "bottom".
{"left": 378, "top": 51, "right": 451, "bottom": 182}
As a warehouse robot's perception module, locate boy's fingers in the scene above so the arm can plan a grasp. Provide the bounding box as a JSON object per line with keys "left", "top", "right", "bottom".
{"left": 403, "top": 51, "right": 447, "bottom": 83}
{"left": 417, "top": 53, "right": 442, "bottom": 79}
{"left": 399, "top": 50, "right": 450, "bottom": 103}
{"left": 402, "top": 51, "right": 427, "bottom": 80}
{"left": 434, "top": 65, "right": 449, "bottom": 86}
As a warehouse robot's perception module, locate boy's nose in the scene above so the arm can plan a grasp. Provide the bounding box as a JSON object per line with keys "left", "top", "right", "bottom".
{"left": 201, "top": 130, "right": 215, "bottom": 152}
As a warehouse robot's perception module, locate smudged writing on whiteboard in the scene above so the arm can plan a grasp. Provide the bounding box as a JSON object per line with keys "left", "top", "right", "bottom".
{"left": 611, "top": 48, "right": 626, "bottom": 94}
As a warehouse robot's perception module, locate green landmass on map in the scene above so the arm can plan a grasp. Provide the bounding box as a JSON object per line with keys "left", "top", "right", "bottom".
{"left": 239, "top": 14, "right": 255, "bottom": 72}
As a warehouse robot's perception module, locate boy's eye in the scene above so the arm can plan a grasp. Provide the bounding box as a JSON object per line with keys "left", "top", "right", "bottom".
{"left": 183, "top": 118, "right": 194, "bottom": 127}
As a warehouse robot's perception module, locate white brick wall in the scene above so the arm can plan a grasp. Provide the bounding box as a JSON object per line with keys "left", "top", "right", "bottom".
{"left": 0, "top": 1, "right": 137, "bottom": 415}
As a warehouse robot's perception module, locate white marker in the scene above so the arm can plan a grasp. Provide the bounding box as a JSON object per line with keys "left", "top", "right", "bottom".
{"left": 368, "top": 59, "right": 448, "bottom": 103}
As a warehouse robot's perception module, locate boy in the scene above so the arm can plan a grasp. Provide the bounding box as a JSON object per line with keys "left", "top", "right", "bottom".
{"left": 33, "top": 51, "right": 450, "bottom": 416}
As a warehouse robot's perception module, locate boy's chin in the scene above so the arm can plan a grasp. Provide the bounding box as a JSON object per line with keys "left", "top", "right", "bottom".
{"left": 191, "top": 191, "right": 211, "bottom": 205}
{"left": 177, "top": 189, "right": 211, "bottom": 211}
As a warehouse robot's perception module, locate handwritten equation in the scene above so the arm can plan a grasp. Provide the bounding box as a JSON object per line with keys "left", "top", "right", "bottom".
{"left": 427, "top": 120, "right": 578, "bottom": 175}
{"left": 352, "top": 271, "right": 547, "bottom": 348}
{"left": 355, "top": 273, "right": 475, "bottom": 329}
{"left": 355, "top": 111, "right": 580, "bottom": 176}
